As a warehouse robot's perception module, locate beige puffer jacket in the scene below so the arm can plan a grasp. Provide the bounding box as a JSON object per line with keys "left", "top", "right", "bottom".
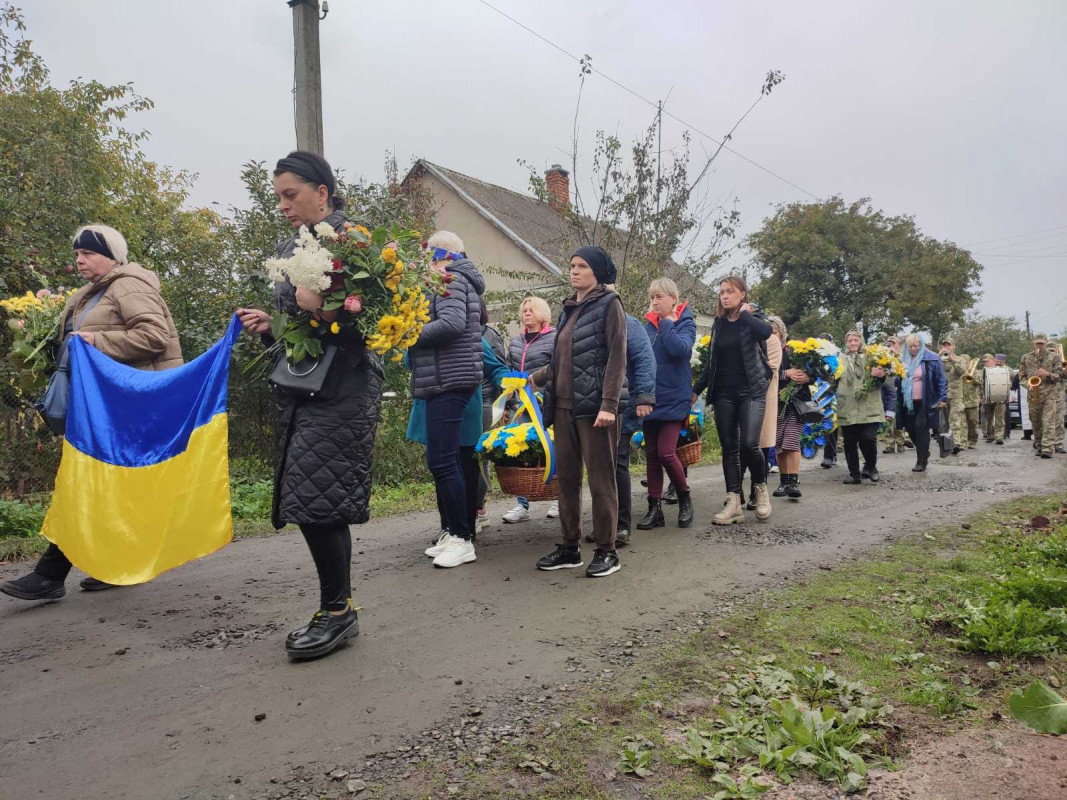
{"left": 59, "top": 263, "right": 183, "bottom": 371}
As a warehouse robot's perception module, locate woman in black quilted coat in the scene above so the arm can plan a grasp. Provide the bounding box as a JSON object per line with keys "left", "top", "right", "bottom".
{"left": 237, "top": 151, "right": 383, "bottom": 661}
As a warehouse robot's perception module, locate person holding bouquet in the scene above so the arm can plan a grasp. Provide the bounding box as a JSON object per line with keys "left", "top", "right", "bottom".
{"left": 837, "top": 330, "right": 895, "bottom": 485}
{"left": 408, "top": 231, "right": 486, "bottom": 569}
{"left": 1, "top": 224, "right": 183, "bottom": 603}
{"left": 898, "top": 334, "right": 948, "bottom": 472}
{"left": 502, "top": 296, "right": 558, "bottom": 524}
{"left": 637, "top": 278, "right": 696, "bottom": 530}
{"left": 693, "top": 276, "right": 774, "bottom": 525}
{"left": 532, "top": 246, "right": 628, "bottom": 577}
{"left": 769, "top": 316, "right": 806, "bottom": 499}
{"left": 236, "top": 150, "right": 384, "bottom": 660}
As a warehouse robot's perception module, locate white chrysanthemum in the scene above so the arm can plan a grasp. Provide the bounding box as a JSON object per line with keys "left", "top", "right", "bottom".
{"left": 264, "top": 226, "right": 333, "bottom": 292}
{"left": 314, "top": 221, "right": 339, "bottom": 240}
{"left": 815, "top": 340, "right": 840, "bottom": 357}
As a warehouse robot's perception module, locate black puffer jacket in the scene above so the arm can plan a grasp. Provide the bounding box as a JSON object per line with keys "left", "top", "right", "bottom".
{"left": 693, "top": 309, "right": 772, "bottom": 401}
{"left": 409, "top": 259, "right": 485, "bottom": 399}
{"left": 508, "top": 327, "right": 556, "bottom": 373}
{"left": 270, "top": 213, "right": 384, "bottom": 528}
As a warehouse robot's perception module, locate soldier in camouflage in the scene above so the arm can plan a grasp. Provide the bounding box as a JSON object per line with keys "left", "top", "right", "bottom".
{"left": 939, "top": 335, "right": 969, "bottom": 454}
{"left": 960, "top": 347, "right": 981, "bottom": 449}
{"left": 1018, "top": 333, "right": 1064, "bottom": 458}
{"left": 978, "top": 353, "right": 1006, "bottom": 444}
{"left": 1050, "top": 336, "right": 1067, "bottom": 449}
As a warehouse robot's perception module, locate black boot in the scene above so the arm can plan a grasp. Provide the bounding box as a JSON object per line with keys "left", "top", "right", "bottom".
{"left": 843, "top": 473, "right": 863, "bottom": 485}
{"left": 663, "top": 484, "right": 679, "bottom": 505}
{"left": 772, "top": 475, "right": 790, "bottom": 498}
{"left": 80, "top": 576, "right": 120, "bottom": 592}
{"left": 286, "top": 607, "right": 359, "bottom": 660}
{"left": 746, "top": 484, "right": 757, "bottom": 510}
{"left": 0, "top": 572, "right": 66, "bottom": 601}
{"left": 912, "top": 460, "right": 927, "bottom": 472}
{"left": 786, "top": 474, "right": 802, "bottom": 499}
{"left": 636, "top": 498, "right": 665, "bottom": 530}
{"left": 677, "top": 490, "right": 693, "bottom": 528}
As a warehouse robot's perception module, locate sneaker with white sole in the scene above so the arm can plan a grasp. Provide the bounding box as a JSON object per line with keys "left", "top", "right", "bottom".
{"left": 476, "top": 510, "right": 489, "bottom": 534}
{"left": 769, "top": 465, "right": 779, "bottom": 474}
{"left": 502, "top": 504, "right": 531, "bottom": 523}
{"left": 432, "top": 536, "right": 476, "bottom": 568}
{"left": 424, "top": 529, "right": 452, "bottom": 558}
{"left": 546, "top": 501, "right": 559, "bottom": 519}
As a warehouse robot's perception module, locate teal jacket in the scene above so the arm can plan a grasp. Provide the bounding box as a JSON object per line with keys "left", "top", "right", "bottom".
{"left": 406, "top": 339, "right": 511, "bottom": 446}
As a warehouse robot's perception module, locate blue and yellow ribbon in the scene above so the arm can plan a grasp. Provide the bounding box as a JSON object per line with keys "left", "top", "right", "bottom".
{"left": 490, "top": 370, "right": 556, "bottom": 483}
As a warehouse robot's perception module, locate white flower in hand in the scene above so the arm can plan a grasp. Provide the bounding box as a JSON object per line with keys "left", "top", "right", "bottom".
{"left": 314, "top": 221, "right": 339, "bottom": 240}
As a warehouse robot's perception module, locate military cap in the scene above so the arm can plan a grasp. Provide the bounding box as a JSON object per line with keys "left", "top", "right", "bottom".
{"left": 939, "top": 334, "right": 954, "bottom": 345}
{"left": 1034, "top": 332, "right": 1049, "bottom": 343}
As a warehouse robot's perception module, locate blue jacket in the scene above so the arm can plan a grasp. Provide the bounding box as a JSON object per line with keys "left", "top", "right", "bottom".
{"left": 643, "top": 303, "right": 696, "bottom": 422}
{"left": 407, "top": 339, "right": 510, "bottom": 447}
{"left": 622, "top": 314, "right": 657, "bottom": 435}
{"left": 896, "top": 349, "right": 948, "bottom": 432}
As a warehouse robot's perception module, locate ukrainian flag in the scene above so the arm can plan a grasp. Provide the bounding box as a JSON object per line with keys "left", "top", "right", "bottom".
{"left": 40, "top": 315, "right": 243, "bottom": 585}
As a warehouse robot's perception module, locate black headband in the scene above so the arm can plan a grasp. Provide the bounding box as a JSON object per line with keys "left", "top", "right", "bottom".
{"left": 73, "top": 229, "right": 115, "bottom": 261}
{"left": 275, "top": 152, "right": 335, "bottom": 197}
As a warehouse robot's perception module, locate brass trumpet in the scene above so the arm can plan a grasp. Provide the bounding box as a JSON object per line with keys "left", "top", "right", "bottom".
{"left": 1028, "top": 375, "right": 1043, "bottom": 389}
{"left": 962, "top": 357, "right": 980, "bottom": 384}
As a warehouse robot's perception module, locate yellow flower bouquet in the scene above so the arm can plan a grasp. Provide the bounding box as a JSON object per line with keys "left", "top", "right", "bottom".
{"left": 0, "top": 288, "right": 76, "bottom": 398}
{"left": 859, "top": 343, "right": 906, "bottom": 397}
{"left": 477, "top": 422, "right": 553, "bottom": 468}
{"left": 260, "top": 222, "right": 444, "bottom": 366}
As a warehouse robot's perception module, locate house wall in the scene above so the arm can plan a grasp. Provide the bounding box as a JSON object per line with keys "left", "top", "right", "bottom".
{"left": 413, "top": 172, "right": 559, "bottom": 302}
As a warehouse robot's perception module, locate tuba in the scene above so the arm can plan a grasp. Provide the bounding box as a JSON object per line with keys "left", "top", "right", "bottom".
{"left": 962, "top": 357, "right": 980, "bottom": 384}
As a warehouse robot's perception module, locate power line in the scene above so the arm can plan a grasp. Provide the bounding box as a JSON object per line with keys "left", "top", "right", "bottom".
{"left": 476, "top": 0, "right": 820, "bottom": 201}
{"left": 962, "top": 223, "right": 1067, "bottom": 248}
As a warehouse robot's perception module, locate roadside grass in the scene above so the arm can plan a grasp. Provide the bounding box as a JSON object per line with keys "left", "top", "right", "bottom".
{"left": 434, "top": 494, "right": 1067, "bottom": 799}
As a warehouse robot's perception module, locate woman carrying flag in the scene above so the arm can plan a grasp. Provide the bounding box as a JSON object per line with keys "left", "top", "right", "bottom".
{"left": 0, "top": 224, "right": 183, "bottom": 602}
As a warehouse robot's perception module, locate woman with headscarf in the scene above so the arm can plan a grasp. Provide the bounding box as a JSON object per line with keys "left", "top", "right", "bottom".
{"left": 836, "top": 330, "right": 893, "bottom": 485}
{"left": 0, "top": 225, "right": 183, "bottom": 602}
{"left": 693, "top": 276, "right": 774, "bottom": 525}
{"left": 531, "top": 246, "right": 627, "bottom": 577}
{"left": 236, "top": 150, "right": 383, "bottom": 660}
{"left": 898, "top": 333, "right": 948, "bottom": 472}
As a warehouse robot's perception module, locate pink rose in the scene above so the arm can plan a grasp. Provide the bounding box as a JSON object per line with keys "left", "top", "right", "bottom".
{"left": 36, "top": 288, "right": 51, "bottom": 298}
{"left": 343, "top": 294, "right": 363, "bottom": 314}
{"left": 384, "top": 240, "right": 399, "bottom": 253}
{"left": 16, "top": 319, "right": 25, "bottom": 328}
{"left": 442, "top": 273, "right": 454, "bottom": 284}
{"left": 65, "top": 264, "right": 74, "bottom": 273}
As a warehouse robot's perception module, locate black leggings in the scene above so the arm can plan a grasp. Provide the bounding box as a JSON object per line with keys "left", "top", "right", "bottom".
{"left": 841, "top": 423, "right": 880, "bottom": 476}
{"left": 713, "top": 391, "right": 767, "bottom": 495}
{"left": 300, "top": 522, "right": 351, "bottom": 612}
{"left": 904, "top": 401, "right": 932, "bottom": 464}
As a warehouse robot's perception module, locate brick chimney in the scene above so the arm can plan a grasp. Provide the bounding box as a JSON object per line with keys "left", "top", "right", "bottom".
{"left": 545, "top": 164, "right": 570, "bottom": 211}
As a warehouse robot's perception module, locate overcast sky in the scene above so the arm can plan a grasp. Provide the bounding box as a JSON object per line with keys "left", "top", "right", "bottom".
{"left": 24, "top": 0, "right": 1067, "bottom": 334}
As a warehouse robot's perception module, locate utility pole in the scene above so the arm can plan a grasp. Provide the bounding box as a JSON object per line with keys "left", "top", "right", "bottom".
{"left": 1025, "top": 310, "right": 1031, "bottom": 339}
{"left": 290, "top": 0, "right": 324, "bottom": 155}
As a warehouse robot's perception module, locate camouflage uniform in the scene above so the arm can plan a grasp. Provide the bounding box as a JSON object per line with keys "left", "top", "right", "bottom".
{"left": 1018, "top": 335, "right": 1064, "bottom": 456}
{"left": 977, "top": 355, "right": 1006, "bottom": 442}
{"left": 940, "top": 338, "right": 968, "bottom": 450}
{"left": 882, "top": 337, "right": 912, "bottom": 453}
{"left": 959, "top": 354, "right": 981, "bottom": 448}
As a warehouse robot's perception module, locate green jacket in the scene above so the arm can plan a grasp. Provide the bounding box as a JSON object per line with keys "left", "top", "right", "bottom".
{"left": 836, "top": 351, "right": 887, "bottom": 426}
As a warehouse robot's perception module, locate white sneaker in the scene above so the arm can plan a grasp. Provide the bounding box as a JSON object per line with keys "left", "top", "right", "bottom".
{"left": 424, "top": 529, "right": 451, "bottom": 558}
{"left": 502, "top": 504, "right": 531, "bottom": 523}
{"left": 475, "top": 510, "right": 489, "bottom": 534}
{"left": 546, "top": 501, "right": 559, "bottom": 519}
{"left": 769, "top": 465, "right": 779, "bottom": 474}
{"left": 432, "top": 536, "right": 476, "bottom": 568}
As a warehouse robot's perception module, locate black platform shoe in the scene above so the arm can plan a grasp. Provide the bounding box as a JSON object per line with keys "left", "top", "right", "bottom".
{"left": 662, "top": 484, "right": 679, "bottom": 505}
{"left": 636, "top": 498, "right": 665, "bottom": 530}
{"left": 677, "top": 490, "right": 694, "bottom": 528}
{"left": 286, "top": 607, "right": 359, "bottom": 660}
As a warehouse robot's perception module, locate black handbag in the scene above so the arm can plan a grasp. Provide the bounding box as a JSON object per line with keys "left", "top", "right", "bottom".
{"left": 268, "top": 344, "right": 338, "bottom": 398}
{"left": 33, "top": 288, "right": 107, "bottom": 436}
{"left": 790, "top": 395, "right": 825, "bottom": 424}
{"left": 937, "top": 406, "right": 956, "bottom": 456}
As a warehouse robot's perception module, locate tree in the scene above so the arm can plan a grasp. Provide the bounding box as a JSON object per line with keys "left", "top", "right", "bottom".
{"left": 748, "top": 197, "right": 982, "bottom": 342}
{"left": 949, "top": 313, "right": 1032, "bottom": 363}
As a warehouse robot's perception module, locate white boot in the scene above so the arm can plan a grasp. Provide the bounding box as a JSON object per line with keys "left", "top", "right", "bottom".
{"left": 753, "top": 483, "right": 772, "bottom": 522}
{"left": 712, "top": 494, "right": 744, "bottom": 526}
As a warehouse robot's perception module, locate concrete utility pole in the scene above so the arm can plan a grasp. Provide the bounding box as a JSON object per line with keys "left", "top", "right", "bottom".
{"left": 1025, "top": 310, "right": 1032, "bottom": 338}
{"left": 290, "top": 0, "right": 324, "bottom": 155}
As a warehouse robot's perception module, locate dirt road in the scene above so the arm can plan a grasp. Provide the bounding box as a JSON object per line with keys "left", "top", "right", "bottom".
{"left": 1, "top": 437, "right": 1062, "bottom": 799}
